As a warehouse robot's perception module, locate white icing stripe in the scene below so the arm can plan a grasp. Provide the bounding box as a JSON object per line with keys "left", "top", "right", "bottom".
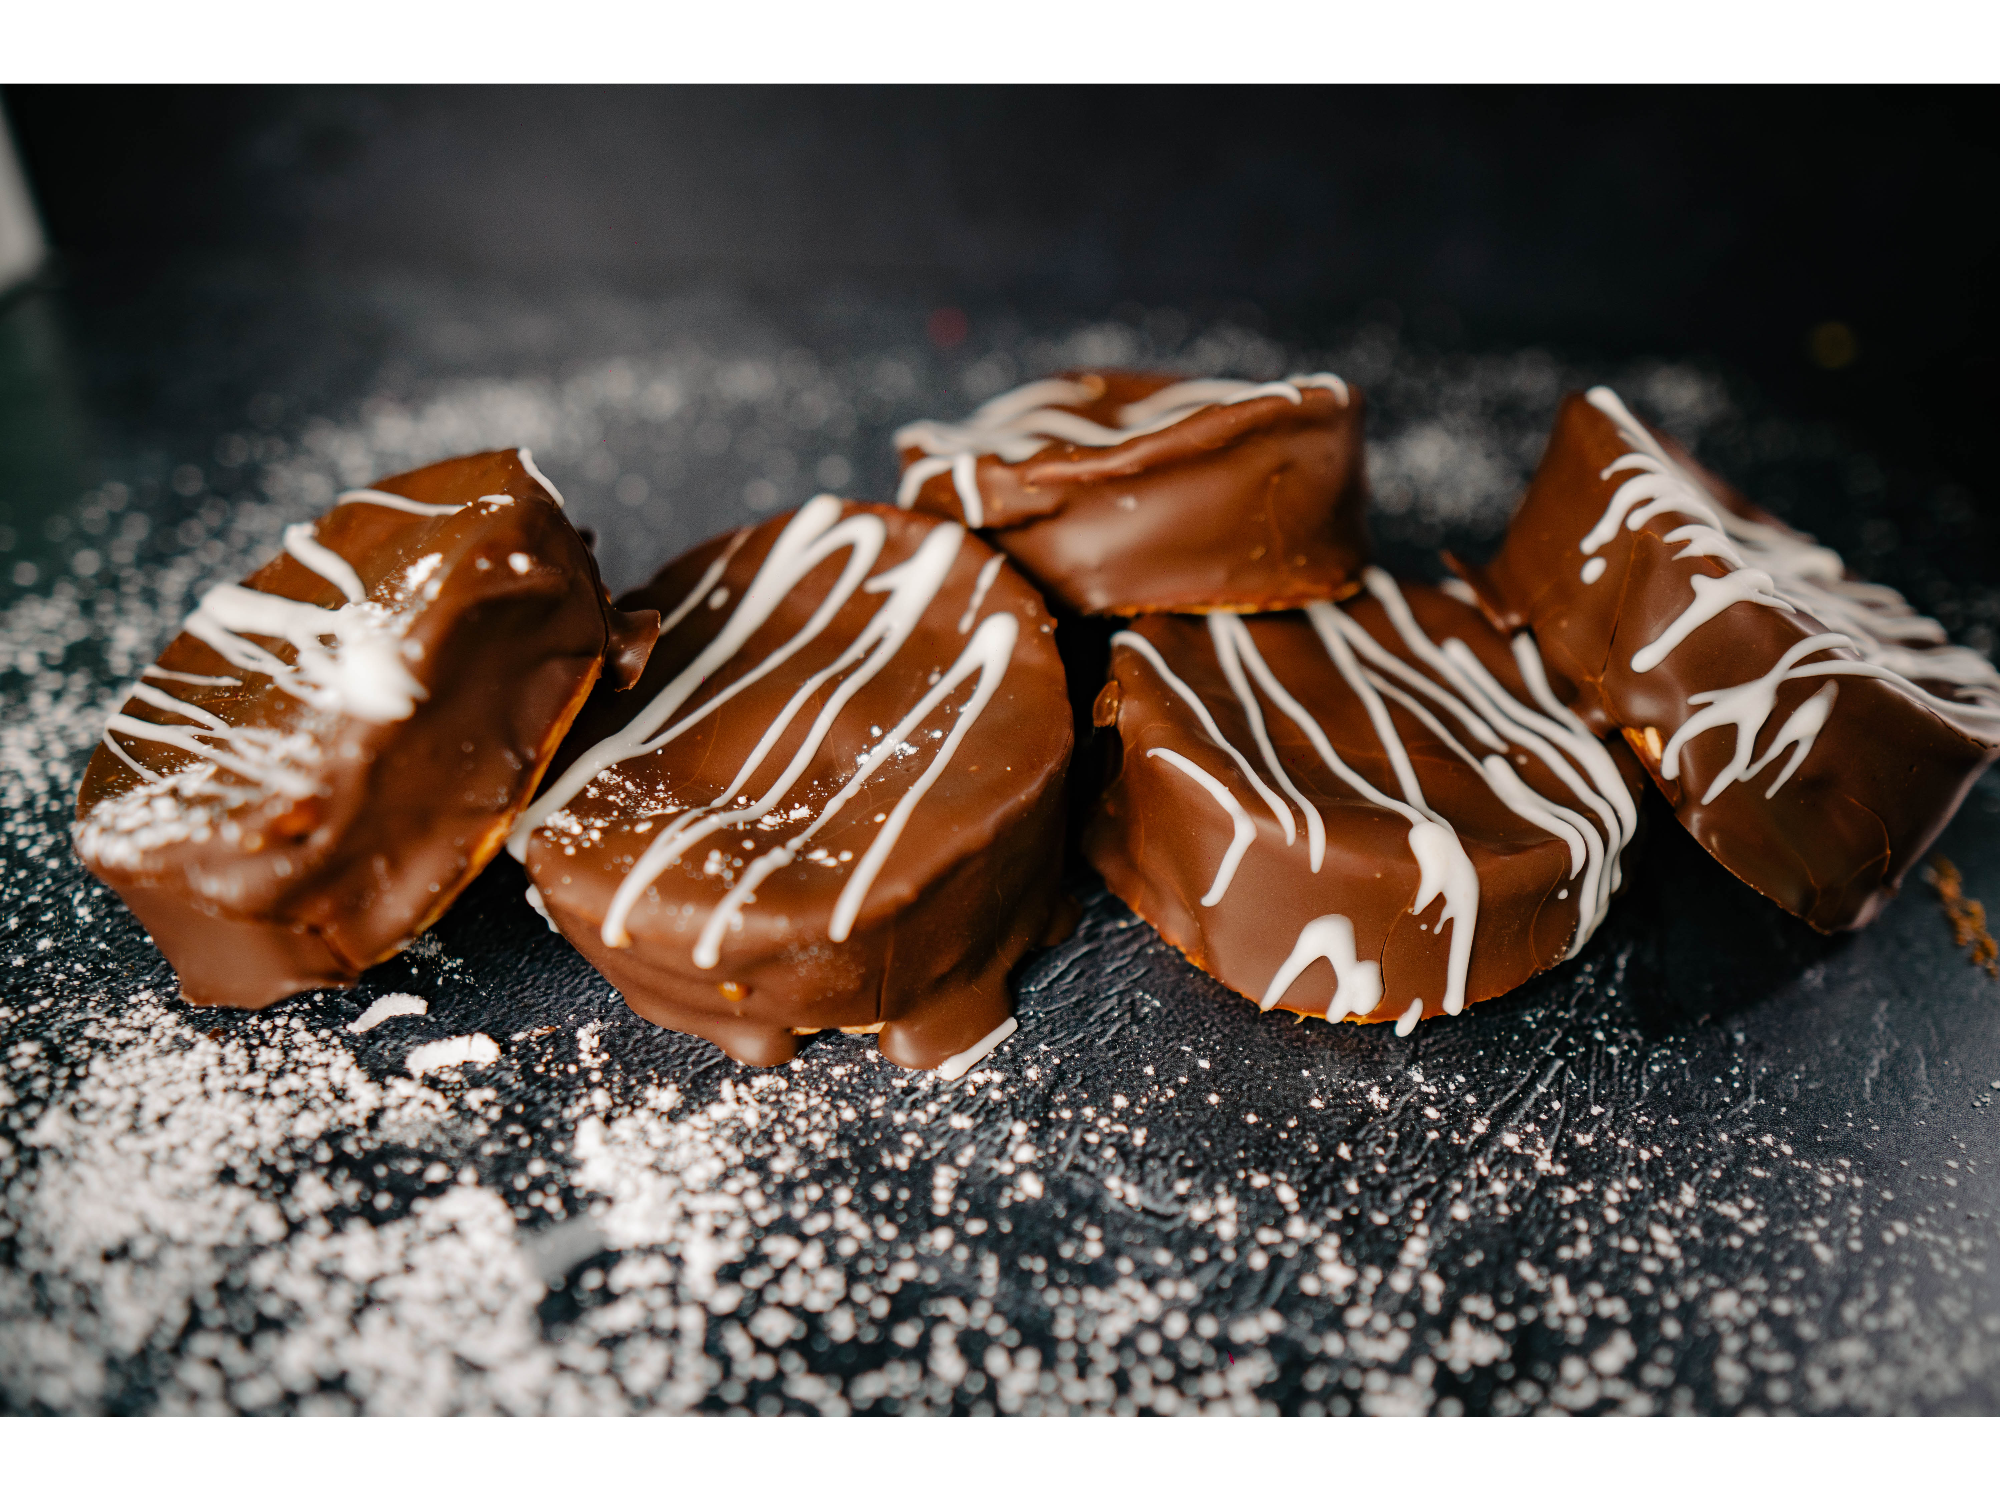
{"left": 1579, "top": 385, "right": 2000, "bottom": 799}
{"left": 99, "top": 731, "right": 161, "bottom": 784}
{"left": 1460, "top": 640, "right": 1638, "bottom": 844}
{"left": 895, "top": 372, "right": 1346, "bottom": 524}
{"left": 1305, "top": 605, "right": 1433, "bottom": 809}
{"left": 897, "top": 454, "right": 954, "bottom": 509}
{"left": 1662, "top": 633, "right": 1908, "bottom": 804}
{"left": 958, "top": 554, "right": 1005, "bottom": 634}
{"left": 1261, "top": 915, "right": 1382, "bottom": 1021}
{"left": 283, "top": 521, "right": 367, "bottom": 604}
{"left": 1209, "top": 616, "right": 1325, "bottom": 871}
{"left": 100, "top": 712, "right": 318, "bottom": 800}
{"left": 689, "top": 610, "right": 1015, "bottom": 964}
{"left": 1109, "top": 631, "right": 1297, "bottom": 841}
{"left": 1124, "top": 600, "right": 1478, "bottom": 1018}
{"left": 125, "top": 681, "right": 233, "bottom": 732}
{"left": 655, "top": 530, "right": 752, "bottom": 642}
{"left": 143, "top": 666, "right": 240, "bottom": 688}
{"left": 1289, "top": 373, "right": 1351, "bottom": 403}
{"left": 1629, "top": 569, "right": 1790, "bottom": 674}
{"left": 336, "top": 487, "right": 463, "bottom": 518}
{"left": 516, "top": 448, "right": 566, "bottom": 507}
{"left": 1146, "top": 748, "right": 1256, "bottom": 906}
{"left": 935, "top": 1015, "right": 1019, "bottom": 1081}
{"left": 1318, "top": 603, "right": 1509, "bottom": 756}
{"left": 951, "top": 453, "right": 984, "bottom": 528}
{"left": 1305, "top": 597, "right": 1481, "bottom": 1015}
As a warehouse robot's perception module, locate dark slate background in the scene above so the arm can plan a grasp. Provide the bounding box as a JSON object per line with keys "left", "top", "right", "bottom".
{"left": 1, "top": 86, "right": 1997, "bottom": 1415}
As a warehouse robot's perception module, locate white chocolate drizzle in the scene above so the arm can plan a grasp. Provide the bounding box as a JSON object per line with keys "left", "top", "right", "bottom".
{"left": 516, "top": 448, "right": 565, "bottom": 507}
{"left": 513, "top": 499, "right": 1023, "bottom": 968}
{"left": 1114, "top": 569, "right": 1635, "bottom": 1027}
{"left": 958, "top": 554, "right": 1005, "bottom": 634}
{"left": 79, "top": 484, "right": 484, "bottom": 863}
{"left": 895, "top": 372, "right": 1349, "bottom": 520}
{"left": 335, "top": 487, "right": 464, "bottom": 519}
{"left": 1262, "top": 915, "right": 1383, "bottom": 1024}
{"left": 1145, "top": 748, "right": 1256, "bottom": 906}
{"left": 1578, "top": 387, "right": 2000, "bottom": 805}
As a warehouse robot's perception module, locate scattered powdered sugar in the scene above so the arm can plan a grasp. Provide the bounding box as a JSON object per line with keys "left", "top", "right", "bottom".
{"left": 3, "top": 291, "right": 1998, "bottom": 1414}
{"left": 347, "top": 992, "right": 427, "bottom": 1034}
{"left": 405, "top": 1034, "right": 501, "bottom": 1078}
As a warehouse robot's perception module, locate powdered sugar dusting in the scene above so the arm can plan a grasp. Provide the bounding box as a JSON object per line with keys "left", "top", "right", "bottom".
{"left": 4, "top": 294, "right": 1998, "bottom": 1414}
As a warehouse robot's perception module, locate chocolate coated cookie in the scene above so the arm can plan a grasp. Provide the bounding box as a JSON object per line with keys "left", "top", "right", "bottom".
{"left": 1086, "top": 571, "right": 1643, "bottom": 1033}
{"left": 75, "top": 449, "right": 659, "bottom": 1007}
{"left": 516, "top": 498, "right": 1073, "bottom": 1074}
{"left": 896, "top": 370, "right": 1368, "bottom": 616}
{"left": 1461, "top": 388, "right": 2000, "bottom": 932}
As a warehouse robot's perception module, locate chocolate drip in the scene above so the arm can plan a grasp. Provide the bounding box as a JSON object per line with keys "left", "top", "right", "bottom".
{"left": 74, "top": 449, "right": 656, "bottom": 1008}
{"left": 896, "top": 369, "right": 1369, "bottom": 616}
{"left": 520, "top": 499, "right": 1072, "bottom": 1073}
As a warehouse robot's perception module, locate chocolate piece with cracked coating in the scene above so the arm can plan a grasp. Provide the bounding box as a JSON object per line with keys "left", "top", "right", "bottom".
{"left": 75, "top": 449, "right": 661, "bottom": 1008}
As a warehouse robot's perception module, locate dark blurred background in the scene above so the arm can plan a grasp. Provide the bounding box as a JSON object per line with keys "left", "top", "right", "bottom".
{"left": 2, "top": 84, "right": 1996, "bottom": 532}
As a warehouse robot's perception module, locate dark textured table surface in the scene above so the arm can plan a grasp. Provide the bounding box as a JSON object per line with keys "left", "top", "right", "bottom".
{"left": 3, "top": 89, "right": 1999, "bottom": 1415}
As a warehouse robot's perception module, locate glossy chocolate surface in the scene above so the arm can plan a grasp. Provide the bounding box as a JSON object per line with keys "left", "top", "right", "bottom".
{"left": 1462, "top": 389, "right": 2000, "bottom": 932}
{"left": 73, "top": 449, "right": 658, "bottom": 1008}
{"left": 1085, "top": 574, "right": 1645, "bottom": 1033}
{"left": 895, "top": 370, "right": 1369, "bottom": 616}
{"left": 520, "top": 499, "right": 1073, "bottom": 1072}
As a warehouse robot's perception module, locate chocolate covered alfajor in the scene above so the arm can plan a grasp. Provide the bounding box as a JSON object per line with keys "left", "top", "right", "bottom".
{"left": 514, "top": 498, "right": 1073, "bottom": 1074}
{"left": 1459, "top": 387, "right": 2000, "bottom": 932}
{"left": 1085, "top": 570, "right": 1643, "bottom": 1034}
{"left": 74, "top": 449, "right": 661, "bottom": 1008}
{"left": 895, "top": 370, "right": 1368, "bottom": 616}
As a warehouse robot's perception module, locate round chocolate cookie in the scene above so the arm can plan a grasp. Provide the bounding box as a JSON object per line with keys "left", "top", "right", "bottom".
{"left": 1084, "top": 570, "right": 1643, "bottom": 1034}
{"left": 1461, "top": 387, "right": 2000, "bottom": 932}
{"left": 74, "top": 449, "right": 660, "bottom": 1009}
{"left": 514, "top": 498, "right": 1073, "bottom": 1074}
{"left": 894, "top": 370, "right": 1368, "bottom": 616}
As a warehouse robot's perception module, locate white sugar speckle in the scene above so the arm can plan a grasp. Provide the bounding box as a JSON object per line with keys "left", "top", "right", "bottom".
{"left": 405, "top": 1034, "right": 500, "bottom": 1077}
{"left": 348, "top": 992, "right": 428, "bottom": 1034}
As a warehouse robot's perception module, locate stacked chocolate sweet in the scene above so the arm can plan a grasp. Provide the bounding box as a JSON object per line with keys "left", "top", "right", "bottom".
{"left": 73, "top": 371, "right": 2000, "bottom": 1075}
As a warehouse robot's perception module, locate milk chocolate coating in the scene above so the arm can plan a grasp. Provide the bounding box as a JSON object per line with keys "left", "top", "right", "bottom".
{"left": 74, "top": 449, "right": 660, "bottom": 1008}
{"left": 521, "top": 499, "right": 1072, "bottom": 1072}
{"left": 1084, "top": 575, "right": 1645, "bottom": 1031}
{"left": 896, "top": 370, "right": 1369, "bottom": 616}
{"left": 1459, "top": 389, "right": 2000, "bottom": 933}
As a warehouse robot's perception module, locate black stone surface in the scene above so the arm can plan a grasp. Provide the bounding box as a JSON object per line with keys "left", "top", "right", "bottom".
{"left": 1, "top": 88, "right": 1997, "bottom": 1415}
